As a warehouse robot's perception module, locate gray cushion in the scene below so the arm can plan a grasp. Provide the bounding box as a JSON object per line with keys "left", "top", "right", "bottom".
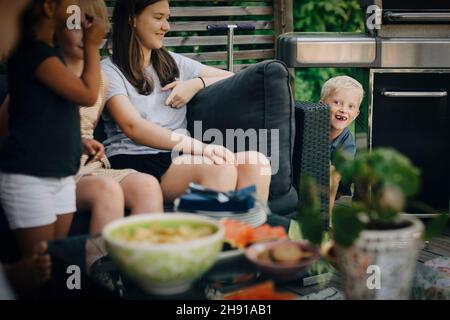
{"left": 187, "top": 60, "right": 296, "bottom": 209}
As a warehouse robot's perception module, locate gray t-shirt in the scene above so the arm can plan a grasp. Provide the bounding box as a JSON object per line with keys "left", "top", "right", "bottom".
{"left": 101, "top": 52, "right": 202, "bottom": 157}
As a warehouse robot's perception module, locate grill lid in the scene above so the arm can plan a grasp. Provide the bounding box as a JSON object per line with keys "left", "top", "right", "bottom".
{"left": 360, "top": 0, "right": 450, "bottom": 37}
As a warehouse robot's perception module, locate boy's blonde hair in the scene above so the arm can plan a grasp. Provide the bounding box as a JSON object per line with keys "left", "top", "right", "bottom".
{"left": 320, "top": 75, "right": 364, "bottom": 106}
{"left": 79, "top": 0, "right": 110, "bottom": 32}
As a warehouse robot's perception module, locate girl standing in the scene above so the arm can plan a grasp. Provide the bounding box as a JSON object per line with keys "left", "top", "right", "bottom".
{"left": 0, "top": 0, "right": 105, "bottom": 255}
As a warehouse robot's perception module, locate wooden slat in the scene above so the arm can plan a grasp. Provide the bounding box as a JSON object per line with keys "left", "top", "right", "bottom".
{"left": 423, "top": 237, "right": 450, "bottom": 257}
{"left": 174, "top": 6, "right": 273, "bottom": 17}
{"left": 102, "top": 35, "right": 274, "bottom": 49}
{"left": 273, "top": 0, "right": 294, "bottom": 94}
{"left": 169, "top": 20, "right": 273, "bottom": 32}
{"left": 163, "top": 0, "right": 272, "bottom": 2}
{"left": 273, "top": 0, "right": 293, "bottom": 36}
{"left": 107, "top": 6, "right": 273, "bottom": 17}
{"left": 164, "top": 35, "right": 274, "bottom": 46}
{"left": 107, "top": 20, "right": 273, "bottom": 32}
{"left": 182, "top": 49, "right": 274, "bottom": 62}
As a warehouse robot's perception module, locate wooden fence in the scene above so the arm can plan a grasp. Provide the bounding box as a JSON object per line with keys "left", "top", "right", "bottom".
{"left": 105, "top": 0, "right": 293, "bottom": 72}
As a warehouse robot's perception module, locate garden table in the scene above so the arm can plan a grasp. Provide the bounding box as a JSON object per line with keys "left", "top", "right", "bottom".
{"left": 46, "top": 215, "right": 450, "bottom": 300}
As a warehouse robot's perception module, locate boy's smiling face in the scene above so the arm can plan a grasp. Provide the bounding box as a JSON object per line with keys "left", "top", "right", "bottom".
{"left": 322, "top": 88, "right": 361, "bottom": 137}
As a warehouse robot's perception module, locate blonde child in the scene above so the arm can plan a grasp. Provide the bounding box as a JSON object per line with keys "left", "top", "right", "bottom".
{"left": 319, "top": 75, "right": 364, "bottom": 208}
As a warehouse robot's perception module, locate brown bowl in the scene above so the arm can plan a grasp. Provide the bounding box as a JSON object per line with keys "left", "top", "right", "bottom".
{"left": 244, "top": 240, "right": 320, "bottom": 282}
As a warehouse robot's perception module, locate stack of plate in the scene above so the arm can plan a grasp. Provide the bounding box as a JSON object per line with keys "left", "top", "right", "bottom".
{"left": 174, "top": 200, "right": 268, "bottom": 227}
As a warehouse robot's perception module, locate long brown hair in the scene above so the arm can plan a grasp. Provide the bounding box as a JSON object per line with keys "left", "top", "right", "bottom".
{"left": 111, "top": 0, "right": 179, "bottom": 95}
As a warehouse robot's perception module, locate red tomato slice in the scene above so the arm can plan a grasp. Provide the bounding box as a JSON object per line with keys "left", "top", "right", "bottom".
{"left": 248, "top": 225, "right": 288, "bottom": 243}
{"left": 221, "top": 220, "right": 288, "bottom": 249}
{"left": 224, "top": 281, "right": 295, "bottom": 300}
{"left": 221, "top": 219, "right": 253, "bottom": 248}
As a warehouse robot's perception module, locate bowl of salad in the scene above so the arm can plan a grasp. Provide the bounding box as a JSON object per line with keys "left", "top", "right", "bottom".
{"left": 102, "top": 213, "right": 224, "bottom": 295}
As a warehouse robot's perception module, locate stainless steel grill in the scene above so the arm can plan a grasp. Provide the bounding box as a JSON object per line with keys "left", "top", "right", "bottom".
{"left": 277, "top": 0, "right": 450, "bottom": 214}
{"left": 277, "top": 1, "right": 450, "bottom": 68}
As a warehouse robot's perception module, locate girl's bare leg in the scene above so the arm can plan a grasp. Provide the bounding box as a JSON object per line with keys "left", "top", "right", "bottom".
{"left": 3, "top": 241, "right": 51, "bottom": 298}
{"left": 160, "top": 155, "right": 238, "bottom": 204}
{"left": 76, "top": 176, "right": 124, "bottom": 235}
{"left": 235, "top": 151, "right": 272, "bottom": 202}
{"left": 120, "top": 173, "right": 164, "bottom": 214}
{"left": 13, "top": 224, "right": 55, "bottom": 256}
{"left": 54, "top": 213, "right": 74, "bottom": 240}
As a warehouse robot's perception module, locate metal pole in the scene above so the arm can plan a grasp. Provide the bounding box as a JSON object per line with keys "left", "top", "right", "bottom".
{"left": 227, "top": 25, "right": 237, "bottom": 72}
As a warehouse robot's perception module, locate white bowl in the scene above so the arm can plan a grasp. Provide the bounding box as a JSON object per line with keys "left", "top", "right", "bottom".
{"left": 102, "top": 213, "right": 224, "bottom": 295}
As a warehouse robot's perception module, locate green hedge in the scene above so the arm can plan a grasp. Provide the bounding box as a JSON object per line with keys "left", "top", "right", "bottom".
{"left": 293, "top": 0, "right": 367, "bottom": 136}
{"left": 293, "top": 0, "right": 365, "bottom": 102}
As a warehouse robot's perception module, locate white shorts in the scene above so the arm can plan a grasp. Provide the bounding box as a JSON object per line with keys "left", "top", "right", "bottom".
{"left": 0, "top": 172, "right": 76, "bottom": 230}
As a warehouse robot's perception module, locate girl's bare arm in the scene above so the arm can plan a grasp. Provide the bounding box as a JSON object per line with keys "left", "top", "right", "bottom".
{"left": 35, "top": 17, "right": 106, "bottom": 107}
{"left": 106, "top": 94, "right": 203, "bottom": 153}
{"left": 106, "top": 94, "right": 235, "bottom": 165}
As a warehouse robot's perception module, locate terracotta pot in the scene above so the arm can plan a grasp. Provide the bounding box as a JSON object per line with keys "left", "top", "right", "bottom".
{"left": 335, "top": 215, "right": 424, "bottom": 300}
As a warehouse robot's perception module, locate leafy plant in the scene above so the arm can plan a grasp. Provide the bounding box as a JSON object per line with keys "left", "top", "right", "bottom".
{"left": 299, "top": 148, "right": 449, "bottom": 248}
{"left": 334, "top": 148, "right": 420, "bottom": 222}
{"left": 297, "top": 175, "right": 323, "bottom": 246}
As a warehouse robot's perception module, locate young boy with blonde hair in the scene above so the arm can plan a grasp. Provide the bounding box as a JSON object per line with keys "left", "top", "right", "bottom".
{"left": 320, "top": 75, "right": 364, "bottom": 204}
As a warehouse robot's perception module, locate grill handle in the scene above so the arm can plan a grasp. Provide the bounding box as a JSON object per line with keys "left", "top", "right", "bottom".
{"left": 382, "top": 91, "right": 448, "bottom": 98}
{"left": 384, "top": 12, "right": 450, "bottom": 23}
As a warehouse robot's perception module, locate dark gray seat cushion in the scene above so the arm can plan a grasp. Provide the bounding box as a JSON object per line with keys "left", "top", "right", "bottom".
{"left": 187, "top": 60, "right": 297, "bottom": 214}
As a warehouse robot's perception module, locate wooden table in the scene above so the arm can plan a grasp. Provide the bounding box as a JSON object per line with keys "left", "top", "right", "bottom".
{"left": 46, "top": 218, "right": 450, "bottom": 300}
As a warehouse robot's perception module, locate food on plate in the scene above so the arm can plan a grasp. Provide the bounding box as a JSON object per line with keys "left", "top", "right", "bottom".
{"left": 111, "top": 221, "right": 216, "bottom": 244}
{"left": 224, "top": 281, "right": 296, "bottom": 300}
{"left": 270, "top": 242, "right": 305, "bottom": 263}
{"left": 221, "top": 219, "right": 253, "bottom": 248}
{"left": 221, "top": 219, "right": 288, "bottom": 249}
{"left": 248, "top": 224, "right": 288, "bottom": 244}
{"left": 260, "top": 241, "right": 313, "bottom": 265}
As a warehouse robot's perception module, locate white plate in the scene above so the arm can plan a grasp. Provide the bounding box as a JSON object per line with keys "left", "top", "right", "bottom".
{"left": 196, "top": 206, "right": 262, "bottom": 216}
{"left": 217, "top": 248, "right": 245, "bottom": 263}
{"left": 236, "top": 212, "right": 267, "bottom": 226}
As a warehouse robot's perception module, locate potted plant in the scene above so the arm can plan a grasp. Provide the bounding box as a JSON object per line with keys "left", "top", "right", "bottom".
{"left": 298, "top": 147, "right": 448, "bottom": 300}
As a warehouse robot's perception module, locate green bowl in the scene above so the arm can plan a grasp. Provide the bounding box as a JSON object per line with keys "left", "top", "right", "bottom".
{"left": 102, "top": 213, "right": 224, "bottom": 295}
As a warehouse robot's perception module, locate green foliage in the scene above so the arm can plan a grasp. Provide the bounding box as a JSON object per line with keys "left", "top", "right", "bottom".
{"left": 333, "top": 148, "right": 421, "bottom": 228}
{"left": 331, "top": 203, "right": 366, "bottom": 247}
{"left": 300, "top": 148, "right": 448, "bottom": 248}
{"left": 335, "top": 148, "right": 421, "bottom": 196}
{"left": 294, "top": 0, "right": 364, "bottom": 33}
{"left": 425, "top": 214, "right": 450, "bottom": 241}
{"left": 293, "top": 0, "right": 365, "bottom": 102}
{"left": 297, "top": 175, "right": 323, "bottom": 246}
